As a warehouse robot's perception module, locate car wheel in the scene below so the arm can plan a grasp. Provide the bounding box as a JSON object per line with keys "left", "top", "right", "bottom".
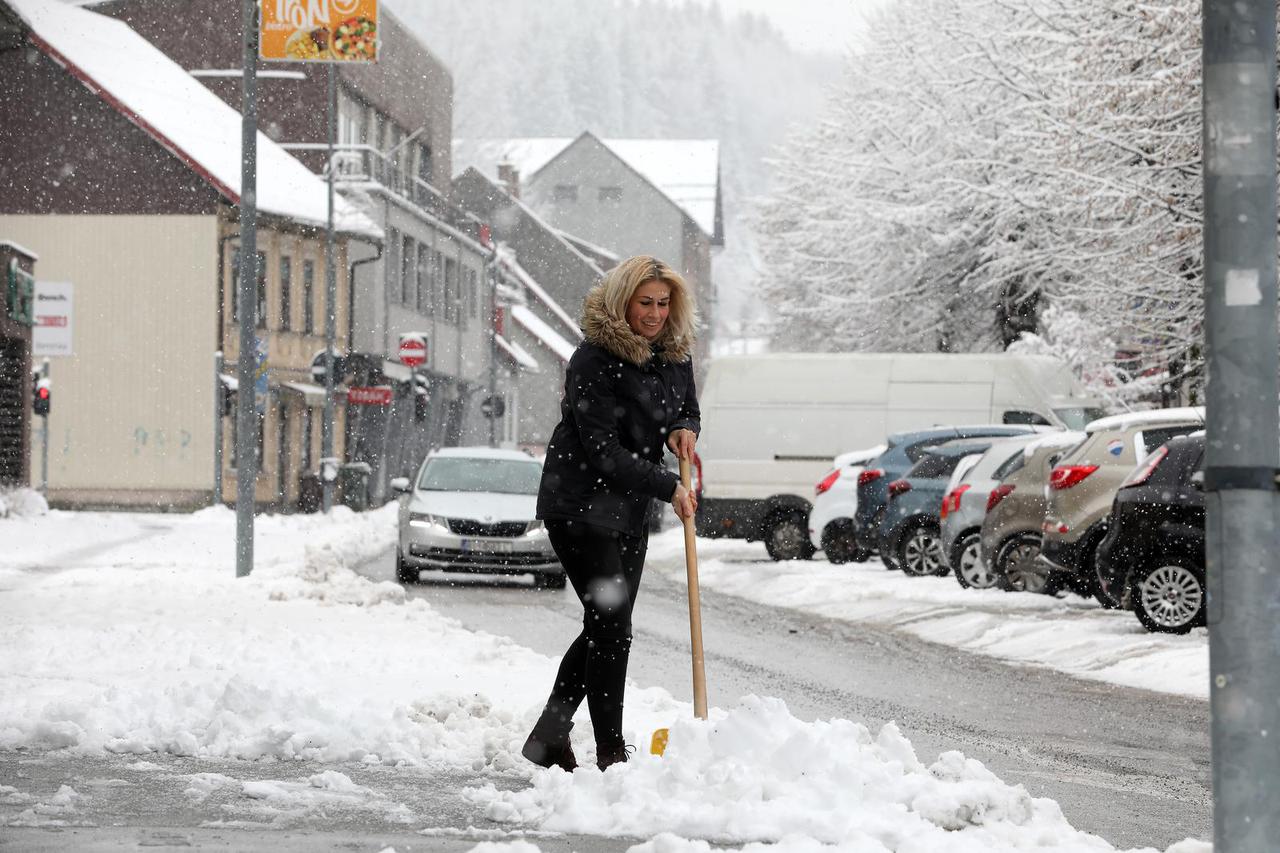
{"left": 764, "top": 514, "right": 815, "bottom": 562}
{"left": 821, "top": 520, "right": 867, "bottom": 564}
{"left": 395, "top": 550, "right": 419, "bottom": 585}
{"left": 996, "top": 534, "right": 1060, "bottom": 595}
{"left": 1132, "top": 561, "right": 1205, "bottom": 634}
{"left": 898, "top": 523, "right": 946, "bottom": 577}
{"left": 951, "top": 533, "right": 994, "bottom": 589}
{"left": 1090, "top": 537, "right": 1122, "bottom": 609}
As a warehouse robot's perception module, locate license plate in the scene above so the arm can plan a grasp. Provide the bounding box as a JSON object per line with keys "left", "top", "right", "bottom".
{"left": 460, "top": 538, "right": 513, "bottom": 553}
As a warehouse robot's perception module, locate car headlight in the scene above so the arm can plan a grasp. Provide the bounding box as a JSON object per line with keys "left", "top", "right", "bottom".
{"left": 409, "top": 512, "right": 448, "bottom": 529}
{"left": 525, "top": 519, "right": 547, "bottom": 535}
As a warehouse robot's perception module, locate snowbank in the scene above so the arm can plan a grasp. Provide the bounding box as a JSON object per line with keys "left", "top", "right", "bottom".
{"left": 0, "top": 507, "right": 1208, "bottom": 851}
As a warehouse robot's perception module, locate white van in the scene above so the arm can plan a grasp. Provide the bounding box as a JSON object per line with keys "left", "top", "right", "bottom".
{"left": 693, "top": 352, "right": 1105, "bottom": 557}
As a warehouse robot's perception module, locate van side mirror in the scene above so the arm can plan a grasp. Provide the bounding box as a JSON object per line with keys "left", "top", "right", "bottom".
{"left": 390, "top": 477, "right": 411, "bottom": 494}
{"left": 1189, "top": 470, "right": 1204, "bottom": 490}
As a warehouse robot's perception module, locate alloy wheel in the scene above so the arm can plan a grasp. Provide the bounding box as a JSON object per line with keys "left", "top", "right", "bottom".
{"left": 1002, "top": 539, "right": 1052, "bottom": 593}
{"left": 956, "top": 537, "right": 995, "bottom": 588}
{"left": 901, "top": 527, "right": 944, "bottom": 576}
{"left": 1136, "top": 564, "right": 1204, "bottom": 631}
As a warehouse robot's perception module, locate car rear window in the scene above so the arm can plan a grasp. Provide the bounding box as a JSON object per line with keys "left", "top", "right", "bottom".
{"left": 417, "top": 457, "right": 543, "bottom": 494}
{"left": 992, "top": 451, "right": 1026, "bottom": 481}
{"left": 1140, "top": 425, "right": 1201, "bottom": 455}
{"left": 906, "top": 452, "right": 964, "bottom": 479}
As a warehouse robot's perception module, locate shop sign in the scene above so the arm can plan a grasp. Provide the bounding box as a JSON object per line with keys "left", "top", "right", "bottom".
{"left": 261, "top": 0, "right": 379, "bottom": 63}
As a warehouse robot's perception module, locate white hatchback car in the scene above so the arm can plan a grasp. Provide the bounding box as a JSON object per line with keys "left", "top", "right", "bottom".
{"left": 391, "top": 447, "right": 565, "bottom": 588}
{"left": 808, "top": 444, "right": 886, "bottom": 563}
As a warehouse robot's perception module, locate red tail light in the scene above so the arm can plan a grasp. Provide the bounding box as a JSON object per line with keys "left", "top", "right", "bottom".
{"left": 987, "top": 483, "right": 1015, "bottom": 512}
{"left": 940, "top": 484, "right": 970, "bottom": 519}
{"left": 815, "top": 469, "right": 841, "bottom": 496}
{"left": 1049, "top": 464, "right": 1099, "bottom": 490}
{"left": 1121, "top": 446, "right": 1168, "bottom": 489}
{"left": 887, "top": 479, "right": 912, "bottom": 499}
{"left": 858, "top": 468, "right": 884, "bottom": 486}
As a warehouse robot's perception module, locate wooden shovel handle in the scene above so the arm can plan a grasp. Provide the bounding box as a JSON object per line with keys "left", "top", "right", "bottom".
{"left": 680, "top": 457, "right": 708, "bottom": 720}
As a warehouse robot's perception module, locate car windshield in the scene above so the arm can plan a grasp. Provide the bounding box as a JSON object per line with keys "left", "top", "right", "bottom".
{"left": 416, "top": 457, "right": 543, "bottom": 495}
{"left": 1053, "top": 407, "right": 1109, "bottom": 430}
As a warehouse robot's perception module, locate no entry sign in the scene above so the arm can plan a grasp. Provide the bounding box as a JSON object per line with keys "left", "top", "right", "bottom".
{"left": 398, "top": 334, "right": 427, "bottom": 367}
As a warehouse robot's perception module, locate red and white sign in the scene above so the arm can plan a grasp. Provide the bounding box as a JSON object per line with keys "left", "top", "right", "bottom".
{"left": 347, "top": 385, "right": 393, "bottom": 406}
{"left": 398, "top": 334, "right": 427, "bottom": 367}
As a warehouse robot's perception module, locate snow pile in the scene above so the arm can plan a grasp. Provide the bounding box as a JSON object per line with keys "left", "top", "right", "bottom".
{"left": 0, "top": 486, "right": 47, "bottom": 519}
{"left": 4, "top": 784, "right": 87, "bottom": 828}
{"left": 469, "top": 696, "right": 1205, "bottom": 853}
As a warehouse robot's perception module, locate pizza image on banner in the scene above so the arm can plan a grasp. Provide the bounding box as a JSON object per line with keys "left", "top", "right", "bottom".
{"left": 261, "top": 0, "right": 378, "bottom": 63}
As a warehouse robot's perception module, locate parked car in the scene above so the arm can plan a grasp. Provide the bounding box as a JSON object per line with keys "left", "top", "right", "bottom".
{"left": 854, "top": 425, "right": 1042, "bottom": 569}
{"left": 391, "top": 447, "right": 565, "bottom": 588}
{"left": 940, "top": 434, "right": 1050, "bottom": 588}
{"left": 979, "top": 432, "right": 1087, "bottom": 594}
{"left": 1095, "top": 434, "right": 1206, "bottom": 633}
{"left": 878, "top": 439, "right": 997, "bottom": 576}
{"left": 695, "top": 352, "right": 1104, "bottom": 562}
{"left": 809, "top": 444, "right": 886, "bottom": 564}
{"left": 1039, "top": 408, "right": 1204, "bottom": 605}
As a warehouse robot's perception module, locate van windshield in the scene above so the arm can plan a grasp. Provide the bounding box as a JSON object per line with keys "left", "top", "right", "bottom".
{"left": 1053, "top": 407, "right": 1109, "bottom": 430}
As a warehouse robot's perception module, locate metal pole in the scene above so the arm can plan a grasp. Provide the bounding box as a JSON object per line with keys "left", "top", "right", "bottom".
{"left": 488, "top": 263, "right": 497, "bottom": 448}
{"left": 39, "top": 358, "right": 48, "bottom": 494}
{"left": 214, "top": 350, "right": 223, "bottom": 506}
{"left": 322, "top": 63, "right": 338, "bottom": 513}
{"left": 1202, "top": 1, "right": 1280, "bottom": 849}
{"left": 234, "top": 0, "right": 259, "bottom": 578}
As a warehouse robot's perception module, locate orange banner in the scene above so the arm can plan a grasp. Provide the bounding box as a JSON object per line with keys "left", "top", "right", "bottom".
{"left": 260, "top": 0, "right": 378, "bottom": 63}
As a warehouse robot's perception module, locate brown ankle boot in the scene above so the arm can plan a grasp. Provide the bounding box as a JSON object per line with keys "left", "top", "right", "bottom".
{"left": 596, "top": 743, "right": 633, "bottom": 771}
{"left": 521, "top": 731, "right": 578, "bottom": 772}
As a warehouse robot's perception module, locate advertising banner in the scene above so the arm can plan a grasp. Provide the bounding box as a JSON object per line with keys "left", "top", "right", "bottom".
{"left": 32, "top": 281, "right": 73, "bottom": 357}
{"left": 261, "top": 0, "right": 379, "bottom": 63}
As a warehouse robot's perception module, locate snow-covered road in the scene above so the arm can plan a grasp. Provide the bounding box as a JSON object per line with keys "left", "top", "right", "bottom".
{"left": 0, "top": 504, "right": 1209, "bottom": 852}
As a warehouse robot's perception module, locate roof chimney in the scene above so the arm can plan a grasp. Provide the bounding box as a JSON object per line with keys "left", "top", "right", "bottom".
{"left": 497, "top": 161, "right": 520, "bottom": 199}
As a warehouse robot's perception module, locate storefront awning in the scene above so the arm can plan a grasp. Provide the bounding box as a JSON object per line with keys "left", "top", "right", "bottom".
{"left": 280, "top": 381, "right": 328, "bottom": 406}
{"left": 218, "top": 373, "right": 239, "bottom": 391}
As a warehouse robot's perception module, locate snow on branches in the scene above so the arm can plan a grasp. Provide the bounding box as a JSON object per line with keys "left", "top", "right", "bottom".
{"left": 755, "top": 0, "right": 1208, "bottom": 404}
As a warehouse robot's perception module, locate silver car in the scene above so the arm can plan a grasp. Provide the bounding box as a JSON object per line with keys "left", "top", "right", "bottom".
{"left": 392, "top": 447, "right": 565, "bottom": 588}
{"left": 939, "top": 434, "right": 1049, "bottom": 588}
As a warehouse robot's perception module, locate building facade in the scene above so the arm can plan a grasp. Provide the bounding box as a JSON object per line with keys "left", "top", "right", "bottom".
{"left": 0, "top": 241, "right": 35, "bottom": 488}
{"left": 0, "top": 0, "right": 377, "bottom": 509}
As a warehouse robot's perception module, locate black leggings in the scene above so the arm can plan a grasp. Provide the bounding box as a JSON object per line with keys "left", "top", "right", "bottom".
{"left": 535, "top": 519, "right": 648, "bottom": 748}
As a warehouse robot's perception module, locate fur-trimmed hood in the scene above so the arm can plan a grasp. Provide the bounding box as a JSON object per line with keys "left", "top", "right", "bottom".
{"left": 580, "top": 284, "right": 694, "bottom": 366}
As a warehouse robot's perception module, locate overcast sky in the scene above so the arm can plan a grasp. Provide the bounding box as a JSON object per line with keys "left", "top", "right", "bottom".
{"left": 703, "top": 0, "right": 868, "bottom": 55}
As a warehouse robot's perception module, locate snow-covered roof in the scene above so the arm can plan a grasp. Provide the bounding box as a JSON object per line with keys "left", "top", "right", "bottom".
{"left": 495, "top": 334, "right": 540, "bottom": 372}
{"left": 454, "top": 135, "right": 720, "bottom": 237}
{"left": 0, "top": 240, "right": 39, "bottom": 260}
{"left": 511, "top": 304, "right": 576, "bottom": 364}
{"left": 1085, "top": 407, "right": 1205, "bottom": 434}
{"left": 495, "top": 247, "right": 583, "bottom": 342}
{"left": 9, "top": 0, "right": 381, "bottom": 240}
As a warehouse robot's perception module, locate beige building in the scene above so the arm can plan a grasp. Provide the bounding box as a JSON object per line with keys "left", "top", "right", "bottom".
{"left": 0, "top": 0, "right": 380, "bottom": 509}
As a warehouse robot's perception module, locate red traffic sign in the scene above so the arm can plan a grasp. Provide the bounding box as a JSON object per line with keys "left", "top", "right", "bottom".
{"left": 347, "top": 386, "right": 393, "bottom": 406}
{"left": 398, "top": 334, "right": 427, "bottom": 367}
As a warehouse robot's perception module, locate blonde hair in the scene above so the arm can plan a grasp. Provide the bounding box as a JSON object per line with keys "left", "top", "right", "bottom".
{"left": 597, "top": 255, "right": 697, "bottom": 347}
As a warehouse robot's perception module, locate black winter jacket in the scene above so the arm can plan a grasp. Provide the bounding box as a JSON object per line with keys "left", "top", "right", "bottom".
{"left": 537, "top": 287, "right": 700, "bottom": 536}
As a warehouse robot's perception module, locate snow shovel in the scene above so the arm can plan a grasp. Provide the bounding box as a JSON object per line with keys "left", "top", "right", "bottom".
{"left": 650, "top": 456, "right": 708, "bottom": 756}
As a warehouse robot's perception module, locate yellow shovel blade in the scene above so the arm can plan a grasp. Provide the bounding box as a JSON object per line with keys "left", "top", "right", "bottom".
{"left": 650, "top": 727, "right": 669, "bottom": 756}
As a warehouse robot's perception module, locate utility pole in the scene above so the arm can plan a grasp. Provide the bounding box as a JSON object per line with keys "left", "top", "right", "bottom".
{"left": 321, "top": 63, "right": 338, "bottom": 513}
{"left": 234, "top": 0, "right": 259, "bottom": 578}
{"left": 488, "top": 260, "right": 498, "bottom": 448}
{"left": 1202, "top": 1, "right": 1280, "bottom": 850}
{"left": 38, "top": 358, "right": 49, "bottom": 494}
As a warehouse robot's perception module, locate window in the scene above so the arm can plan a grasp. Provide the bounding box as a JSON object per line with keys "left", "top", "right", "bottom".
{"left": 599, "top": 185, "right": 623, "bottom": 202}
{"left": 302, "top": 260, "right": 315, "bottom": 335}
{"left": 386, "top": 227, "right": 401, "bottom": 308}
{"left": 230, "top": 247, "right": 240, "bottom": 322}
{"left": 299, "top": 407, "right": 312, "bottom": 474}
{"left": 279, "top": 256, "right": 292, "bottom": 331}
{"left": 401, "top": 235, "right": 414, "bottom": 304}
{"left": 467, "top": 268, "right": 478, "bottom": 320}
{"left": 254, "top": 251, "right": 267, "bottom": 329}
{"left": 416, "top": 244, "right": 432, "bottom": 314}
{"left": 444, "top": 257, "right": 458, "bottom": 323}
{"left": 417, "top": 143, "right": 433, "bottom": 185}
{"left": 553, "top": 184, "right": 578, "bottom": 202}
